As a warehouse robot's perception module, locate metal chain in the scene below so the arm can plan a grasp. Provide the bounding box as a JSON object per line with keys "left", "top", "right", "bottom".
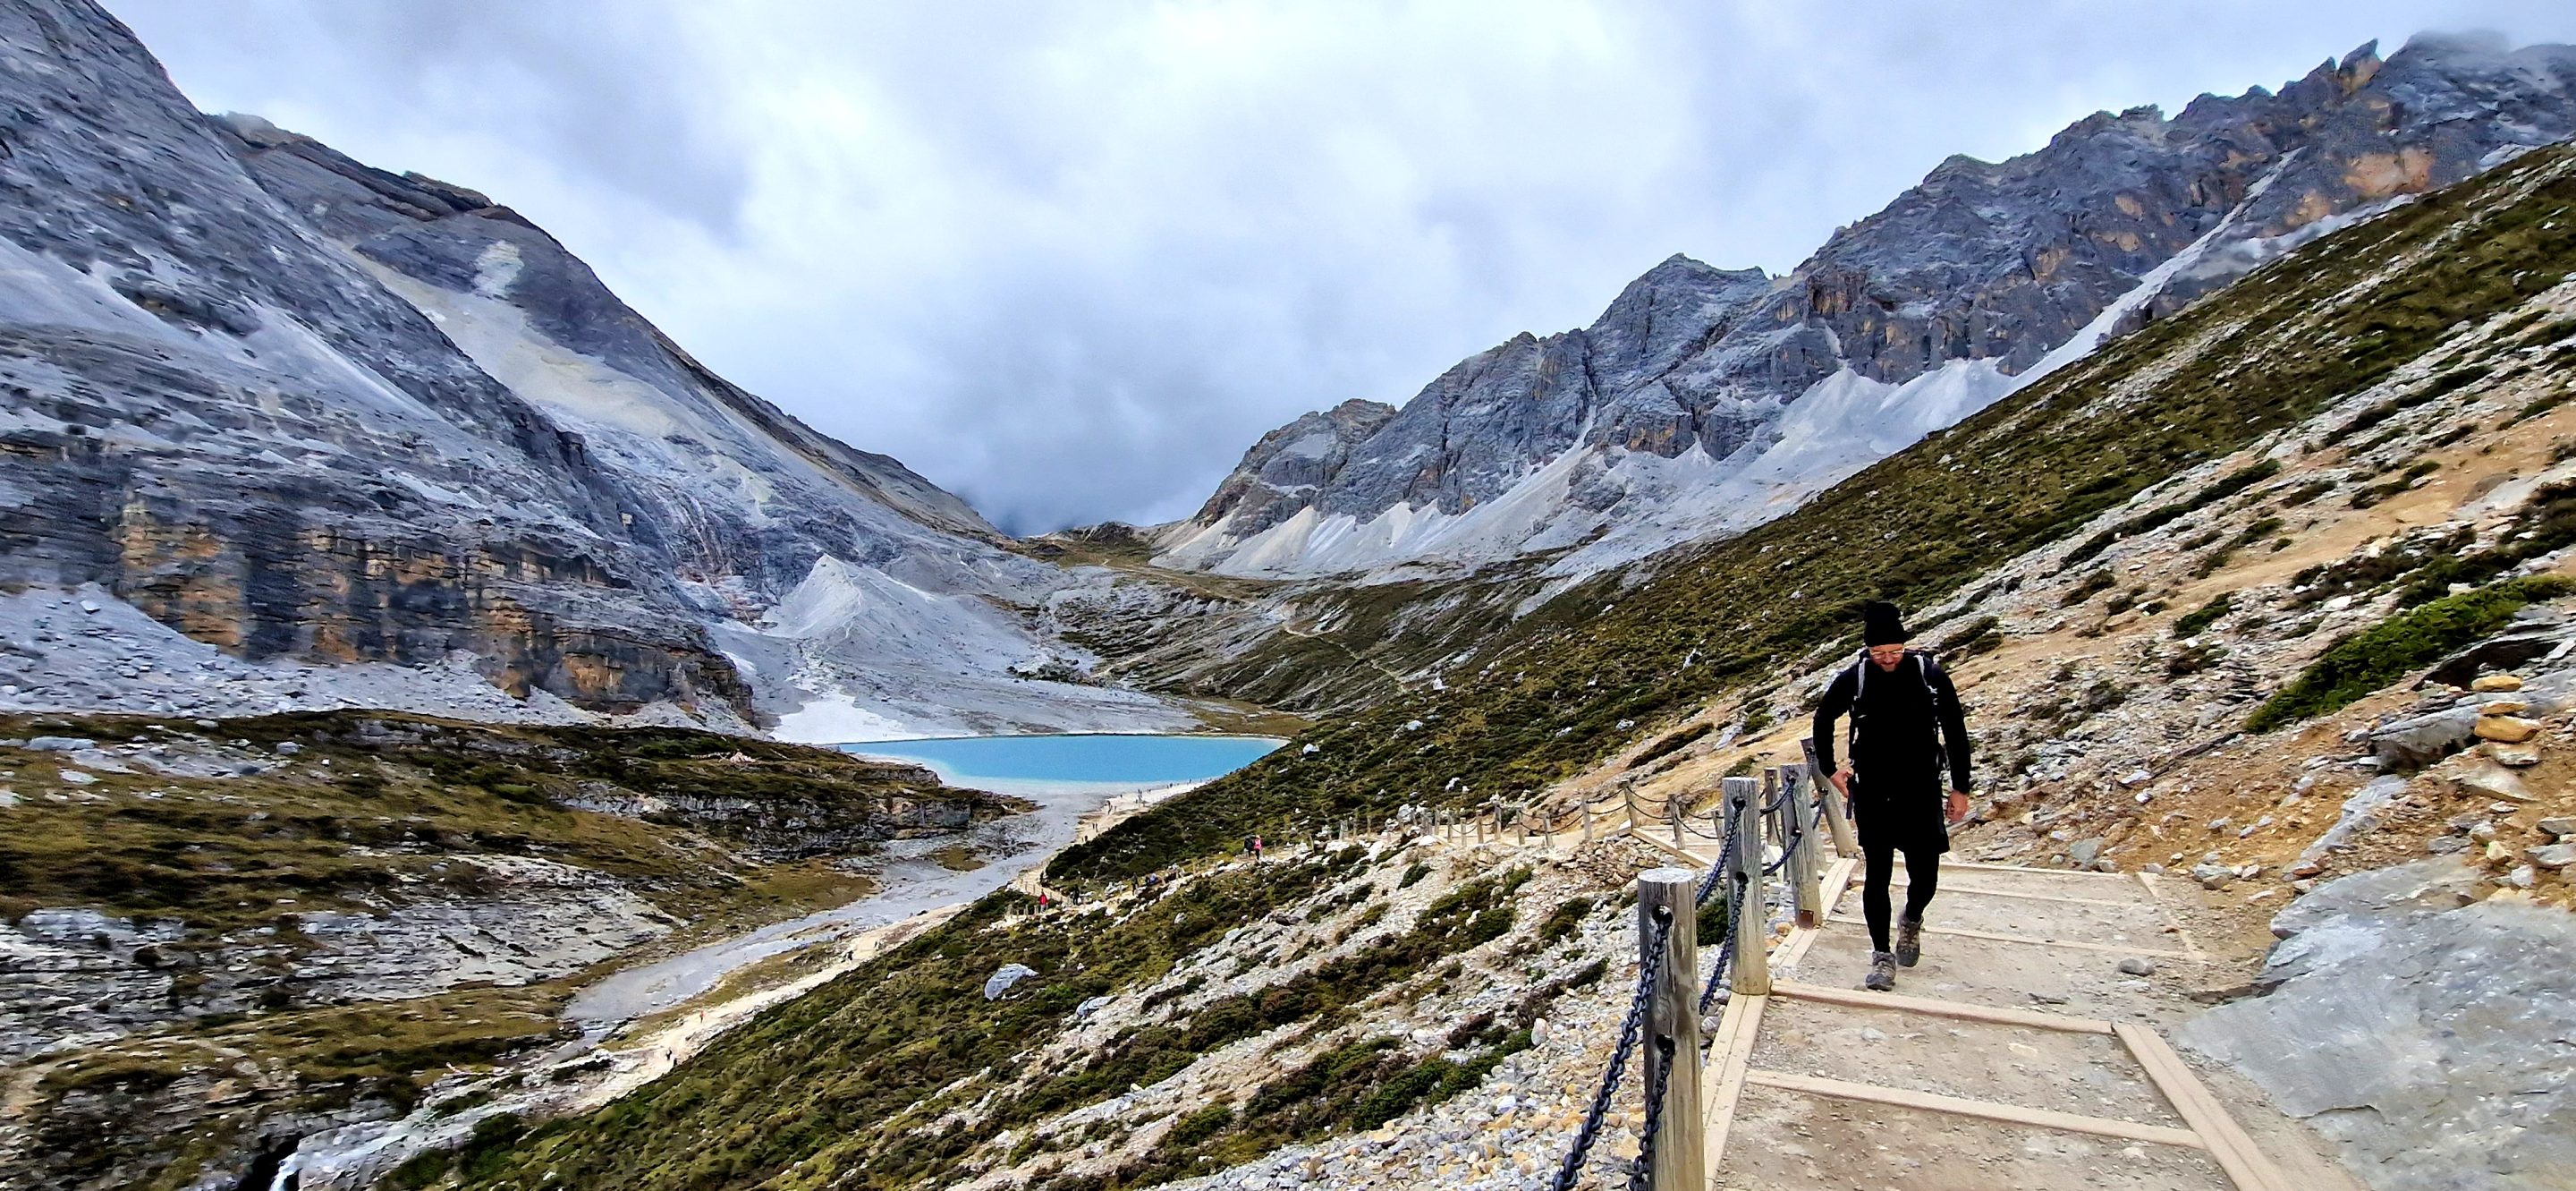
{"left": 1691, "top": 822, "right": 1739, "bottom": 906}
{"left": 1698, "top": 865, "right": 1743, "bottom": 1013}
{"left": 1558, "top": 774, "right": 1840, "bottom": 1186}
{"left": 1550, "top": 908, "right": 1673, "bottom": 1191}
{"left": 1627, "top": 1034, "right": 1678, "bottom": 1191}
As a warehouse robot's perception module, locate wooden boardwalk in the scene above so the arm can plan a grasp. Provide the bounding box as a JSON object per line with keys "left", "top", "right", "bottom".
{"left": 1650, "top": 832, "right": 2307, "bottom": 1191}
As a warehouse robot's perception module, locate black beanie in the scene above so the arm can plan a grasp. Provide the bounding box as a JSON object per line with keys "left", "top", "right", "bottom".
{"left": 1863, "top": 600, "right": 1908, "bottom": 646}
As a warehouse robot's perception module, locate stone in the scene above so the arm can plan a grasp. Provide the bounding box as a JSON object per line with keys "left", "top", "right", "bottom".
{"left": 2478, "top": 697, "right": 2529, "bottom": 715}
{"left": 2117, "top": 957, "right": 2157, "bottom": 976}
{"left": 2470, "top": 673, "right": 2525, "bottom": 692}
{"left": 2293, "top": 775, "right": 2407, "bottom": 872}
{"left": 2369, "top": 706, "right": 2480, "bottom": 767}
{"left": 24, "top": 736, "right": 95, "bottom": 753}
{"left": 2069, "top": 838, "right": 2105, "bottom": 866}
{"left": 58, "top": 770, "right": 97, "bottom": 786}
{"left": 2427, "top": 836, "right": 2470, "bottom": 855}
{"left": 2473, "top": 715, "right": 2543, "bottom": 744}
{"left": 983, "top": 964, "right": 1038, "bottom": 1000}
{"left": 2527, "top": 843, "right": 2576, "bottom": 870}
{"left": 2536, "top": 816, "right": 2576, "bottom": 838}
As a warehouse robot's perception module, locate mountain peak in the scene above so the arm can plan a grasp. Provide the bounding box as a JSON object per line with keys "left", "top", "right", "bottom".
{"left": 1157, "top": 34, "right": 2576, "bottom": 582}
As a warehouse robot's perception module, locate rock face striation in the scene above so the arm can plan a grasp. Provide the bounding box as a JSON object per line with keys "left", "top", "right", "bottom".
{"left": 0, "top": 1, "right": 1179, "bottom": 736}
{"left": 2180, "top": 860, "right": 2576, "bottom": 1191}
{"left": 1160, "top": 36, "right": 2576, "bottom": 579}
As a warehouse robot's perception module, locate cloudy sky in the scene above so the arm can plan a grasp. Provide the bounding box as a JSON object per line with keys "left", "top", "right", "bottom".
{"left": 111, "top": 1, "right": 2576, "bottom": 533}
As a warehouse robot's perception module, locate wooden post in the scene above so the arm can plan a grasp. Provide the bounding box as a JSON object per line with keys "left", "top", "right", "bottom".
{"left": 1623, "top": 788, "right": 1640, "bottom": 833}
{"left": 1636, "top": 866, "right": 1705, "bottom": 1191}
{"left": 1801, "top": 738, "right": 1859, "bottom": 857}
{"left": 1760, "top": 768, "right": 1781, "bottom": 859}
{"left": 1785, "top": 767, "right": 1823, "bottom": 929}
{"left": 1721, "top": 776, "right": 1771, "bottom": 996}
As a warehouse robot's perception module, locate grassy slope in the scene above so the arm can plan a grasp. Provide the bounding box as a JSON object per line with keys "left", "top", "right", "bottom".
{"left": 0, "top": 710, "right": 1011, "bottom": 930}
{"left": 1054, "top": 140, "right": 2576, "bottom": 883}
{"left": 1, "top": 710, "right": 1013, "bottom": 1190}
{"left": 432, "top": 849, "right": 1547, "bottom": 1191}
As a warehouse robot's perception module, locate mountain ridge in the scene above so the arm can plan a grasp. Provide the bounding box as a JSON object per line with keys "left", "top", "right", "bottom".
{"left": 1154, "top": 34, "right": 2576, "bottom": 582}
{"left": 0, "top": 0, "right": 1190, "bottom": 739}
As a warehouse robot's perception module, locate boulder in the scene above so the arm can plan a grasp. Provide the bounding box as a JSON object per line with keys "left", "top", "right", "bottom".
{"left": 2488, "top": 743, "right": 2543, "bottom": 769}
{"left": 2179, "top": 859, "right": 2576, "bottom": 1190}
{"left": 2447, "top": 761, "right": 2529, "bottom": 803}
{"left": 983, "top": 963, "right": 1038, "bottom": 1000}
{"left": 2369, "top": 706, "right": 2479, "bottom": 767}
{"left": 2473, "top": 714, "right": 2543, "bottom": 743}
{"left": 2293, "top": 774, "right": 2408, "bottom": 871}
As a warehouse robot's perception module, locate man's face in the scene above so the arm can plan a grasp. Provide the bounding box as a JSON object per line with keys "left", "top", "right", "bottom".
{"left": 1868, "top": 643, "right": 1906, "bottom": 671}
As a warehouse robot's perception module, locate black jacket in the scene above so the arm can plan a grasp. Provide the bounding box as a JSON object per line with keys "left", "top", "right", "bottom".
{"left": 1811, "top": 651, "right": 1971, "bottom": 850}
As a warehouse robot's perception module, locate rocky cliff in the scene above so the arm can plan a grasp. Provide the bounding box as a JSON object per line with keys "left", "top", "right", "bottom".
{"left": 0, "top": 0, "right": 1184, "bottom": 738}
{"left": 1158, "top": 36, "right": 2576, "bottom": 580}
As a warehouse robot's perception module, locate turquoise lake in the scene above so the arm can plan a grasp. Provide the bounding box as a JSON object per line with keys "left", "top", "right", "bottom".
{"left": 840, "top": 733, "right": 1283, "bottom": 791}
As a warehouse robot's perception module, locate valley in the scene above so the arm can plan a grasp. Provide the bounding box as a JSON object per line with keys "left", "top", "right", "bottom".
{"left": 3, "top": 5, "right": 2575, "bottom": 1190}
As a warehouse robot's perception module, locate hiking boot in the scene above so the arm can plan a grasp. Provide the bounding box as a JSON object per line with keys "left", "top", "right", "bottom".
{"left": 1863, "top": 950, "right": 1897, "bottom": 991}
{"left": 1895, "top": 915, "right": 1923, "bottom": 967}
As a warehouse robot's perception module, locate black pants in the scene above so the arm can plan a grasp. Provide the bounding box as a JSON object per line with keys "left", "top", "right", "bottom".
{"left": 1861, "top": 843, "right": 1939, "bottom": 953}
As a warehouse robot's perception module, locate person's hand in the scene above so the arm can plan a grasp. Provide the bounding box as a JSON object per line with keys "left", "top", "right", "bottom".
{"left": 1830, "top": 767, "right": 1852, "bottom": 795}
{"left": 1945, "top": 789, "right": 1970, "bottom": 824}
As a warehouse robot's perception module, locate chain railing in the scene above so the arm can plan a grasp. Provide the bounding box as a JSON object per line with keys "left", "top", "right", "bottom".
{"left": 1549, "top": 907, "right": 1672, "bottom": 1191}
{"left": 1552, "top": 761, "right": 1843, "bottom": 1189}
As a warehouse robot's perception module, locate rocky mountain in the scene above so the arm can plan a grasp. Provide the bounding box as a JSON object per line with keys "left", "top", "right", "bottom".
{"left": 1157, "top": 35, "right": 2576, "bottom": 580}
{"left": 0, "top": 0, "right": 1186, "bottom": 740}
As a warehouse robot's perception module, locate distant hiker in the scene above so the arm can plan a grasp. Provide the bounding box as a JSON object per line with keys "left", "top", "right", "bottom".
{"left": 1251, "top": 834, "right": 1265, "bottom": 863}
{"left": 1811, "top": 600, "right": 1971, "bottom": 992}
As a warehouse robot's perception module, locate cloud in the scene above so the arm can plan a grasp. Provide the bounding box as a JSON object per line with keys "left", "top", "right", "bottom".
{"left": 105, "top": 0, "right": 2576, "bottom": 532}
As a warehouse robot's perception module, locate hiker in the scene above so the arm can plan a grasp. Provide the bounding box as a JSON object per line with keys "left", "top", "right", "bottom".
{"left": 1810, "top": 600, "right": 1971, "bottom": 992}
{"left": 1250, "top": 833, "right": 1265, "bottom": 863}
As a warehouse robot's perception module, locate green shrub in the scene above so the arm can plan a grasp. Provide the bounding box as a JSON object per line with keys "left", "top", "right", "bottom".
{"left": 2059, "top": 570, "right": 2116, "bottom": 607}
{"left": 1695, "top": 897, "right": 1729, "bottom": 948}
{"left": 1165, "top": 1104, "right": 1234, "bottom": 1147}
{"left": 1537, "top": 897, "right": 1594, "bottom": 945}
{"left": 2248, "top": 575, "right": 2576, "bottom": 731}
{"left": 2172, "top": 593, "right": 2233, "bottom": 638}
